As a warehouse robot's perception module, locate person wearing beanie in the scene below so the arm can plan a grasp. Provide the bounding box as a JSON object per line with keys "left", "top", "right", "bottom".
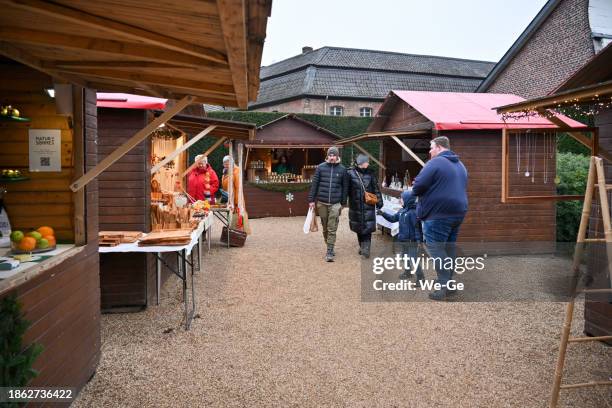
{"left": 307, "top": 146, "right": 349, "bottom": 262}
{"left": 347, "top": 154, "right": 383, "bottom": 258}
{"left": 187, "top": 154, "right": 219, "bottom": 203}
{"left": 377, "top": 190, "right": 424, "bottom": 282}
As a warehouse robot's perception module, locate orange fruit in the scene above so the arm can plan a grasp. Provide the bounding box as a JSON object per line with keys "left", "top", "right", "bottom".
{"left": 18, "top": 236, "right": 37, "bottom": 252}
{"left": 37, "top": 226, "right": 54, "bottom": 237}
{"left": 42, "top": 235, "right": 56, "bottom": 247}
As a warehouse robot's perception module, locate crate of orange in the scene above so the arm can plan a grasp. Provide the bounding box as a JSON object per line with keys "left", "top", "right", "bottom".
{"left": 10, "top": 226, "right": 57, "bottom": 254}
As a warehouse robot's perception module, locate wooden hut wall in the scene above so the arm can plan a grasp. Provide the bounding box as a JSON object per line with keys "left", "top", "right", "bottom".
{"left": 585, "top": 106, "right": 612, "bottom": 344}
{"left": 97, "top": 108, "right": 178, "bottom": 310}
{"left": 0, "top": 63, "right": 100, "bottom": 398}
{"left": 447, "top": 130, "right": 555, "bottom": 242}
{"left": 97, "top": 108, "right": 150, "bottom": 310}
{"left": 379, "top": 102, "right": 556, "bottom": 243}
{"left": 0, "top": 66, "right": 76, "bottom": 241}
{"left": 256, "top": 117, "right": 339, "bottom": 144}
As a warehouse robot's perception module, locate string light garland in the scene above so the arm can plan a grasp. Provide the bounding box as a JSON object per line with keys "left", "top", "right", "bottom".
{"left": 501, "top": 95, "right": 612, "bottom": 121}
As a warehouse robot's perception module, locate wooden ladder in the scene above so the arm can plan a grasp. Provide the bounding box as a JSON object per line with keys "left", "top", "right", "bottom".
{"left": 549, "top": 156, "right": 612, "bottom": 408}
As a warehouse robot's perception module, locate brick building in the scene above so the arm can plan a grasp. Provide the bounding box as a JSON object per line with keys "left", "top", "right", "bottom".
{"left": 477, "top": 0, "right": 612, "bottom": 98}
{"left": 249, "top": 46, "right": 495, "bottom": 116}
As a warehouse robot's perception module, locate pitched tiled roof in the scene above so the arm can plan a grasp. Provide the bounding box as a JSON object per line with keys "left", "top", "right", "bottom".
{"left": 251, "top": 47, "right": 495, "bottom": 108}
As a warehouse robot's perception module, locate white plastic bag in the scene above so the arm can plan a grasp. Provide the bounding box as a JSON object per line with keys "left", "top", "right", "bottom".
{"left": 303, "top": 207, "right": 314, "bottom": 234}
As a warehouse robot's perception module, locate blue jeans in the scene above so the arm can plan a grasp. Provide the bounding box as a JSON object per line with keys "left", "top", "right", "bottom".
{"left": 396, "top": 241, "right": 423, "bottom": 278}
{"left": 423, "top": 217, "right": 464, "bottom": 286}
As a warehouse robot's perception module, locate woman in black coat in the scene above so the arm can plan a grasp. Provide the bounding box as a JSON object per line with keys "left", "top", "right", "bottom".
{"left": 347, "top": 154, "right": 383, "bottom": 258}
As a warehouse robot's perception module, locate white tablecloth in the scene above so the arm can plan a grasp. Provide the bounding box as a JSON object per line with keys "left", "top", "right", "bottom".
{"left": 99, "top": 215, "right": 212, "bottom": 255}
{"left": 376, "top": 197, "right": 402, "bottom": 236}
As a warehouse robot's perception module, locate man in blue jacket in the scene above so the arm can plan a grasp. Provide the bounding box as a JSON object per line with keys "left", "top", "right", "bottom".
{"left": 412, "top": 136, "right": 468, "bottom": 300}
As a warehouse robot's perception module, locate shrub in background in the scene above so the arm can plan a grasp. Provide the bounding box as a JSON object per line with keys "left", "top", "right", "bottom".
{"left": 556, "top": 152, "right": 589, "bottom": 242}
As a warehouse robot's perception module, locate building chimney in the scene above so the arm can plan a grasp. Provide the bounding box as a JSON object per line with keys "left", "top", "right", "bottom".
{"left": 302, "top": 46, "right": 313, "bottom": 54}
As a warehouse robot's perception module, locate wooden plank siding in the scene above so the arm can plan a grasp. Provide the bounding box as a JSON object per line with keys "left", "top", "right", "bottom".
{"left": 245, "top": 184, "right": 309, "bottom": 218}
{"left": 585, "top": 106, "right": 612, "bottom": 344}
{"left": 0, "top": 66, "right": 75, "bottom": 241}
{"left": 379, "top": 101, "right": 556, "bottom": 244}
{"left": 97, "top": 107, "right": 174, "bottom": 310}
{"left": 448, "top": 131, "right": 555, "bottom": 242}
{"left": 0, "top": 62, "right": 100, "bottom": 406}
{"left": 97, "top": 108, "right": 150, "bottom": 310}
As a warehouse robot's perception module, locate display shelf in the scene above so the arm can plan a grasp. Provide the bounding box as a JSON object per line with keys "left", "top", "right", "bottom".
{"left": 0, "top": 176, "right": 29, "bottom": 183}
{"left": 0, "top": 115, "right": 31, "bottom": 123}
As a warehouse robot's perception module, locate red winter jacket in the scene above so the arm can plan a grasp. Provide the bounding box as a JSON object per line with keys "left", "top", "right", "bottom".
{"left": 187, "top": 165, "right": 219, "bottom": 203}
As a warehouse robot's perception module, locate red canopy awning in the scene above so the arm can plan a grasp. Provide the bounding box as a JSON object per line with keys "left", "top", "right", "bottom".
{"left": 96, "top": 93, "right": 167, "bottom": 110}
{"left": 391, "top": 91, "right": 585, "bottom": 130}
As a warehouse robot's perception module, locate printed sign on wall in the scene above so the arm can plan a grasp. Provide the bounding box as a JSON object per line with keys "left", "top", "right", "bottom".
{"left": 29, "top": 129, "right": 61, "bottom": 172}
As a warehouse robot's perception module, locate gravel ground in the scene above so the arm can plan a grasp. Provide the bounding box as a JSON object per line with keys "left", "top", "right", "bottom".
{"left": 74, "top": 214, "right": 611, "bottom": 408}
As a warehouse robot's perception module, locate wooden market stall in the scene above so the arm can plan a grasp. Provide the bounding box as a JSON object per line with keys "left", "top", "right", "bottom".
{"left": 337, "top": 91, "right": 587, "bottom": 243}
{"left": 243, "top": 114, "right": 341, "bottom": 218}
{"left": 496, "top": 42, "right": 612, "bottom": 345}
{"left": 97, "top": 95, "right": 255, "bottom": 310}
{"left": 496, "top": 43, "right": 612, "bottom": 407}
{"left": 0, "top": 0, "right": 272, "bottom": 400}
{"left": 0, "top": 59, "right": 100, "bottom": 400}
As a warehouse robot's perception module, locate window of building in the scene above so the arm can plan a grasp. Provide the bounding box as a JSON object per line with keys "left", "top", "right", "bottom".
{"left": 360, "top": 107, "right": 373, "bottom": 117}
{"left": 329, "top": 105, "right": 344, "bottom": 116}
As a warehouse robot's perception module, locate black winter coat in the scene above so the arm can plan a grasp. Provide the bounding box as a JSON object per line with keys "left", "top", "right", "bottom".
{"left": 347, "top": 167, "right": 383, "bottom": 235}
{"left": 308, "top": 161, "right": 349, "bottom": 205}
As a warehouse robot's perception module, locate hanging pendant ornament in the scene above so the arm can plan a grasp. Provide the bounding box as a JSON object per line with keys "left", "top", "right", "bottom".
{"left": 525, "top": 133, "right": 530, "bottom": 177}
{"left": 516, "top": 133, "right": 520, "bottom": 174}
{"left": 532, "top": 135, "right": 536, "bottom": 183}
{"left": 524, "top": 133, "right": 531, "bottom": 177}
{"left": 554, "top": 175, "right": 561, "bottom": 185}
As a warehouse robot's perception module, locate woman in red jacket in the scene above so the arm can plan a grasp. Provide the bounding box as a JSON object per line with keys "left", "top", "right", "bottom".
{"left": 187, "top": 155, "right": 219, "bottom": 203}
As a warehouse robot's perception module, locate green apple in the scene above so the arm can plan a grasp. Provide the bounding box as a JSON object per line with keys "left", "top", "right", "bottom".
{"left": 27, "top": 231, "right": 42, "bottom": 242}
{"left": 10, "top": 230, "right": 24, "bottom": 243}
{"left": 37, "top": 238, "right": 49, "bottom": 249}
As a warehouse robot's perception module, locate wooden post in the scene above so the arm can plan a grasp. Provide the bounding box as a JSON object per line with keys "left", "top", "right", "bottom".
{"left": 151, "top": 125, "right": 216, "bottom": 174}
{"left": 228, "top": 141, "right": 233, "bottom": 227}
{"left": 70, "top": 95, "right": 195, "bottom": 191}
{"left": 391, "top": 135, "right": 425, "bottom": 167}
{"left": 181, "top": 137, "right": 227, "bottom": 178}
{"left": 501, "top": 129, "right": 508, "bottom": 203}
{"left": 72, "top": 85, "right": 86, "bottom": 245}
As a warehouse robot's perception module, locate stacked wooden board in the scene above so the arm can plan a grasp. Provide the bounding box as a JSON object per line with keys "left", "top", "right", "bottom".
{"left": 137, "top": 230, "right": 192, "bottom": 246}
{"left": 99, "top": 231, "right": 143, "bottom": 247}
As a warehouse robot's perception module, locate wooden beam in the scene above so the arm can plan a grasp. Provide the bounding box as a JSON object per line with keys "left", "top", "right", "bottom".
{"left": 539, "top": 109, "right": 612, "bottom": 163}
{"left": 217, "top": 0, "right": 248, "bottom": 107}
{"left": 70, "top": 95, "right": 195, "bottom": 192}
{"left": 45, "top": 61, "right": 192, "bottom": 70}
{"left": 501, "top": 128, "right": 508, "bottom": 203}
{"left": 0, "top": 41, "right": 86, "bottom": 87}
{"left": 0, "top": 27, "right": 218, "bottom": 69}
{"left": 497, "top": 80, "right": 612, "bottom": 114}
{"left": 72, "top": 86, "right": 86, "bottom": 245}
{"left": 352, "top": 142, "right": 386, "bottom": 170}
{"left": 0, "top": 0, "right": 228, "bottom": 65}
{"left": 181, "top": 137, "right": 227, "bottom": 178}
{"left": 391, "top": 136, "right": 425, "bottom": 167}
{"left": 58, "top": 67, "right": 235, "bottom": 96}
{"left": 151, "top": 125, "right": 217, "bottom": 175}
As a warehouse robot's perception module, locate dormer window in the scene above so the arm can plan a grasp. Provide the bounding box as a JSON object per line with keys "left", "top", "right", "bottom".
{"left": 360, "top": 107, "right": 373, "bottom": 117}
{"left": 329, "top": 106, "right": 344, "bottom": 116}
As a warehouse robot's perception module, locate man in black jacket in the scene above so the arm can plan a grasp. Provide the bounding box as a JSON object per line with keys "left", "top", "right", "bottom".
{"left": 308, "top": 146, "right": 348, "bottom": 262}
